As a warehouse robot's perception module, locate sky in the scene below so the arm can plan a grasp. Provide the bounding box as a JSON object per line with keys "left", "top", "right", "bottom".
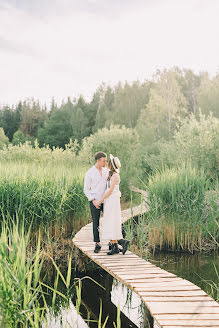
{"left": 0, "top": 0, "right": 219, "bottom": 106}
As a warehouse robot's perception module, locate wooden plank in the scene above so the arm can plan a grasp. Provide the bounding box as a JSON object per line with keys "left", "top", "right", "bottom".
{"left": 140, "top": 291, "right": 208, "bottom": 297}
{"left": 146, "top": 302, "right": 219, "bottom": 314}
{"left": 131, "top": 280, "right": 195, "bottom": 287}
{"left": 143, "top": 297, "right": 214, "bottom": 302}
{"left": 118, "top": 277, "right": 182, "bottom": 283}
{"left": 155, "top": 313, "right": 219, "bottom": 319}
{"left": 73, "top": 188, "right": 219, "bottom": 328}
{"left": 151, "top": 301, "right": 219, "bottom": 307}
{"left": 163, "top": 326, "right": 219, "bottom": 328}
{"left": 113, "top": 270, "right": 176, "bottom": 276}
{"left": 135, "top": 285, "right": 201, "bottom": 291}
{"left": 116, "top": 270, "right": 176, "bottom": 280}
{"left": 158, "top": 320, "right": 219, "bottom": 326}
{"left": 163, "top": 327, "right": 219, "bottom": 328}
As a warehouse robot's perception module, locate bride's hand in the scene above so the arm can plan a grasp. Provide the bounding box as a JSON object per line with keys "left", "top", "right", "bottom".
{"left": 93, "top": 200, "right": 101, "bottom": 208}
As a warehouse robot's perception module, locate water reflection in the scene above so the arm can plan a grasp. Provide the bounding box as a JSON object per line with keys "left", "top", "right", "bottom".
{"left": 149, "top": 251, "right": 219, "bottom": 300}
{"left": 43, "top": 266, "right": 155, "bottom": 328}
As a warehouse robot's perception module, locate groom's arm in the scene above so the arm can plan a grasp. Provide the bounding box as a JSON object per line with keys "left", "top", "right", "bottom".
{"left": 84, "top": 172, "right": 94, "bottom": 201}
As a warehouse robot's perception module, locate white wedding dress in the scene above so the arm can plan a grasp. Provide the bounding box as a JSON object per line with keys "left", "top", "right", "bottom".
{"left": 101, "top": 173, "right": 123, "bottom": 241}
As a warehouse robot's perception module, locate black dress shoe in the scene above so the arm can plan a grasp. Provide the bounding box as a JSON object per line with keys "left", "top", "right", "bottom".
{"left": 94, "top": 243, "right": 101, "bottom": 253}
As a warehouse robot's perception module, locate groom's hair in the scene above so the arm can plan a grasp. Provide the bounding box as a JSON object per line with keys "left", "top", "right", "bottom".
{"left": 95, "top": 151, "right": 107, "bottom": 161}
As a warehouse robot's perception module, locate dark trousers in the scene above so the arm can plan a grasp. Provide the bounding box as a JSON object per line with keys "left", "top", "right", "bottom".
{"left": 89, "top": 201, "right": 103, "bottom": 243}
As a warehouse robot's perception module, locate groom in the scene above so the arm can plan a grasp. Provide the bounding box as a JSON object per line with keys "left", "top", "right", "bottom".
{"left": 84, "top": 151, "right": 129, "bottom": 254}
{"left": 84, "top": 151, "right": 108, "bottom": 253}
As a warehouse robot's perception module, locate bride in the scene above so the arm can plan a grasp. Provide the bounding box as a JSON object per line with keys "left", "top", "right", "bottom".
{"left": 96, "top": 154, "right": 130, "bottom": 255}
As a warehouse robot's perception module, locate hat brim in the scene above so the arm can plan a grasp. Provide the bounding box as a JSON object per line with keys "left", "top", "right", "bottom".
{"left": 110, "top": 154, "right": 120, "bottom": 173}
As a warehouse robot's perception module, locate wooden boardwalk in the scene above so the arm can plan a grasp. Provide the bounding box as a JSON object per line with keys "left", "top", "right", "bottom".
{"left": 73, "top": 189, "right": 219, "bottom": 327}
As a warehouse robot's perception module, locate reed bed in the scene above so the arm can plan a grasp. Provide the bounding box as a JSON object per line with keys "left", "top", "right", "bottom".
{"left": 0, "top": 219, "right": 123, "bottom": 327}
{"left": 136, "top": 165, "right": 219, "bottom": 252}
{"left": 0, "top": 219, "right": 46, "bottom": 327}
{"left": 0, "top": 161, "right": 89, "bottom": 233}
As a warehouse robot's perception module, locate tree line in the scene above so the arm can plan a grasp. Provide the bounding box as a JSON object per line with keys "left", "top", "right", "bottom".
{"left": 0, "top": 67, "right": 218, "bottom": 148}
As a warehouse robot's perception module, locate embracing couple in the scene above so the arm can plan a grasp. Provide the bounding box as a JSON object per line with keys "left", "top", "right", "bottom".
{"left": 84, "top": 151, "right": 130, "bottom": 255}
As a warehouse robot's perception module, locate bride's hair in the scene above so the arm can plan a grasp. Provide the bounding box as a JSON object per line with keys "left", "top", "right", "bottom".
{"left": 107, "top": 159, "right": 116, "bottom": 181}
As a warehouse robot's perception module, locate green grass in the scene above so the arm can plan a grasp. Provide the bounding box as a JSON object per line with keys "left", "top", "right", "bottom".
{"left": 0, "top": 219, "right": 46, "bottom": 327}
{"left": 0, "top": 161, "right": 89, "bottom": 232}
{"left": 136, "top": 164, "right": 219, "bottom": 252}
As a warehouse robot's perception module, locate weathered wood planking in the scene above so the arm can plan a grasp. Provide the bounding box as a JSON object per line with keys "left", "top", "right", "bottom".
{"left": 73, "top": 189, "right": 219, "bottom": 327}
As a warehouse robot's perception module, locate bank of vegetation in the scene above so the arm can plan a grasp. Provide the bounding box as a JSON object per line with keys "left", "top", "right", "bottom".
{"left": 0, "top": 67, "right": 218, "bottom": 325}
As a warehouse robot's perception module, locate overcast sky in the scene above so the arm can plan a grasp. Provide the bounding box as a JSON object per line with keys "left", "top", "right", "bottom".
{"left": 0, "top": 0, "right": 218, "bottom": 106}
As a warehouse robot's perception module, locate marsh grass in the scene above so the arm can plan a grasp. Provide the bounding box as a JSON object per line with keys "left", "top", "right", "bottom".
{"left": 0, "top": 161, "right": 89, "bottom": 233}
{"left": 202, "top": 264, "right": 219, "bottom": 302}
{"left": 0, "top": 219, "right": 47, "bottom": 327}
{"left": 0, "top": 218, "right": 124, "bottom": 327}
{"left": 136, "top": 165, "right": 219, "bottom": 252}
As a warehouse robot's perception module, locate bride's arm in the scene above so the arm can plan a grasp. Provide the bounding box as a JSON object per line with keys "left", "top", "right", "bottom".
{"left": 99, "top": 175, "right": 119, "bottom": 203}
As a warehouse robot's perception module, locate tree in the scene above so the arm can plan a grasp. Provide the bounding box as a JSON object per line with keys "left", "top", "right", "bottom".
{"left": 137, "top": 69, "right": 187, "bottom": 142}
{"left": 92, "top": 85, "right": 115, "bottom": 132}
{"left": 174, "top": 112, "right": 219, "bottom": 177}
{"left": 37, "top": 108, "right": 72, "bottom": 148}
{"left": 70, "top": 107, "right": 88, "bottom": 143}
{"left": 112, "top": 81, "right": 151, "bottom": 128}
{"left": 20, "top": 99, "right": 47, "bottom": 137}
{"left": 177, "top": 68, "right": 202, "bottom": 114}
{"left": 0, "top": 127, "right": 9, "bottom": 149}
{"left": 12, "top": 129, "right": 26, "bottom": 145}
{"left": 197, "top": 74, "right": 219, "bottom": 118}
{"left": 1, "top": 106, "right": 17, "bottom": 141}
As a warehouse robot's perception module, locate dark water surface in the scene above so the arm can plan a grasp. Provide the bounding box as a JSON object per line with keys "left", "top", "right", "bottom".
{"left": 43, "top": 250, "right": 218, "bottom": 328}
{"left": 149, "top": 251, "right": 219, "bottom": 301}
{"left": 43, "top": 265, "right": 153, "bottom": 328}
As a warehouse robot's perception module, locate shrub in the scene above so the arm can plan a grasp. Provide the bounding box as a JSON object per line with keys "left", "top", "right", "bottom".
{"left": 174, "top": 112, "right": 219, "bottom": 178}
{"left": 137, "top": 112, "right": 219, "bottom": 180}
{"left": 0, "top": 128, "right": 9, "bottom": 149}
{"left": 79, "top": 125, "right": 140, "bottom": 199}
{"left": 0, "top": 139, "right": 79, "bottom": 166}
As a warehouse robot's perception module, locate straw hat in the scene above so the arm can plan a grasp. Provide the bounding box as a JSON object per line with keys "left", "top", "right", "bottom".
{"left": 110, "top": 154, "right": 121, "bottom": 173}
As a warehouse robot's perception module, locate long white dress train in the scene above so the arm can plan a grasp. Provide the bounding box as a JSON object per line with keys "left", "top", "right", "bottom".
{"left": 101, "top": 173, "right": 123, "bottom": 241}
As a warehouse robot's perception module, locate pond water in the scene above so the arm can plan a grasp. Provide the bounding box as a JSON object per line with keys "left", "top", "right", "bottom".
{"left": 43, "top": 265, "right": 155, "bottom": 328}
{"left": 149, "top": 251, "right": 219, "bottom": 301}
{"left": 43, "top": 248, "right": 218, "bottom": 328}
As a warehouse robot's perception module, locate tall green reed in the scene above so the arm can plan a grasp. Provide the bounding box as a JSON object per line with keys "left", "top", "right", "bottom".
{"left": 139, "top": 164, "right": 219, "bottom": 252}
{"left": 0, "top": 161, "right": 89, "bottom": 232}
{"left": 0, "top": 219, "right": 46, "bottom": 327}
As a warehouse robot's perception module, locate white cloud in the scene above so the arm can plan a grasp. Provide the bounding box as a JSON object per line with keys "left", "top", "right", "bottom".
{"left": 0, "top": 0, "right": 218, "bottom": 106}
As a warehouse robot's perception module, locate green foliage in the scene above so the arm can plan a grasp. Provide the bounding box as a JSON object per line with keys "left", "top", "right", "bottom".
{"left": 37, "top": 107, "right": 73, "bottom": 148}
{"left": 136, "top": 112, "right": 219, "bottom": 180}
{"left": 0, "top": 143, "right": 88, "bottom": 231}
{"left": 80, "top": 124, "right": 138, "bottom": 167}
{"left": 0, "top": 128, "right": 9, "bottom": 149}
{"left": 137, "top": 69, "right": 187, "bottom": 142}
{"left": 19, "top": 99, "right": 48, "bottom": 137}
{"left": 112, "top": 81, "right": 151, "bottom": 128}
{"left": 140, "top": 165, "right": 218, "bottom": 252}
{"left": 79, "top": 124, "right": 139, "bottom": 199}
{"left": 147, "top": 165, "right": 208, "bottom": 218}
{"left": 0, "top": 139, "right": 80, "bottom": 165}
{"left": 197, "top": 74, "right": 219, "bottom": 118}
{"left": 174, "top": 112, "right": 219, "bottom": 178}
{"left": 12, "top": 129, "right": 26, "bottom": 145}
{"left": 0, "top": 161, "right": 88, "bottom": 231}
{"left": 0, "top": 220, "right": 45, "bottom": 327}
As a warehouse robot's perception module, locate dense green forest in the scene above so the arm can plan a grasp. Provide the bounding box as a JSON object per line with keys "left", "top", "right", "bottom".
{"left": 0, "top": 67, "right": 218, "bottom": 149}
